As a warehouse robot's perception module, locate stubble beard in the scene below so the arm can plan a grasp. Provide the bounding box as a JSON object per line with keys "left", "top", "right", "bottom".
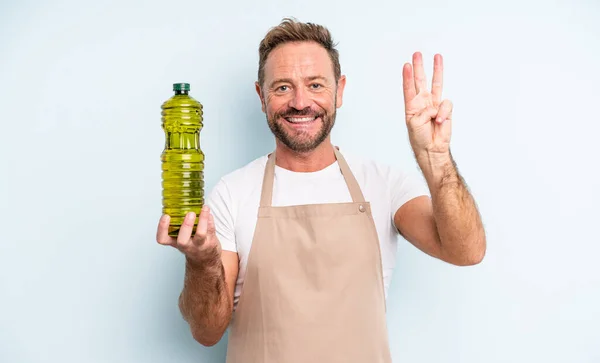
{"left": 266, "top": 99, "right": 337, "bottom": 153}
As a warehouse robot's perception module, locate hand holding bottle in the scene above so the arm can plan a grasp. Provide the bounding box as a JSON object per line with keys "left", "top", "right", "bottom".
{"left": 156, "top": 206, "right": 222, "bottom": 266}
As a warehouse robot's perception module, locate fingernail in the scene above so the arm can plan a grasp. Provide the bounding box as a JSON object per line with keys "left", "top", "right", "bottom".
{"left": 436, "top": 118, "right": 442, "bottom": 123}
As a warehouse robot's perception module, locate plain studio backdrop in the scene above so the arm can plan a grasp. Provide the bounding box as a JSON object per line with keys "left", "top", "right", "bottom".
{"left": 1, "top": 0, "right": 599, "bottom": 362}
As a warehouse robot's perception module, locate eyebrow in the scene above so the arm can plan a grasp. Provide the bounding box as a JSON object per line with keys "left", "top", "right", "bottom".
{"left": 269, "top": 76, "right": 328, "bottom": 88}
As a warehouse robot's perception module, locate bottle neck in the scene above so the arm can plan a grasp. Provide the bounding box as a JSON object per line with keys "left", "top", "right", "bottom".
{"left": 175, "top": 90, "right": 189, "bottom": 95}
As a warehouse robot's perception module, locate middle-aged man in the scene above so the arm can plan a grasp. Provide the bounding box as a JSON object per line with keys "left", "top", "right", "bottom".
{"left": 157, "top": 17, "right": 486, "bottom": 363}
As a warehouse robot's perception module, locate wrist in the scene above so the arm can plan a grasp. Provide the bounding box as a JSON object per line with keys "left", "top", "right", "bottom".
{"left": 416, "top": 150, "right": 458, "bottom": 188}
{"left": 185, "top": 247, "right": 222, "bottom": 272}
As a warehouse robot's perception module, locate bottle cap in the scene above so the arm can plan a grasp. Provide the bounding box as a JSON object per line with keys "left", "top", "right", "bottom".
{"left": 173, "top": 83, "right": 190, "bottom": 92}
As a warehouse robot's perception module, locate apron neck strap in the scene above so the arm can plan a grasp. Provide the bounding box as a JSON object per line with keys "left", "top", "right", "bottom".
{"left": 260, "top": 147, "right": 366, "bottom": 207}
{"left": 333, "top": 147, "right": 366, "bottom": 203}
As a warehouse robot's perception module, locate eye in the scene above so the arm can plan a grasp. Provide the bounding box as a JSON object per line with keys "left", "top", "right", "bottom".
{"left": 310, "top": 83, "right": 322, "bottom": 89}
{"left": 277, "top": 85, "right": 289, "bottom": 92}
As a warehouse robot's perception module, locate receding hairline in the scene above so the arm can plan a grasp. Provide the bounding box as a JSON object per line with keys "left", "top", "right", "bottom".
{"left": 257, "top": 18, "right": 341, "bottom": 88}
{"left": 260, "top": 40, "right": 338, "bottom": 88}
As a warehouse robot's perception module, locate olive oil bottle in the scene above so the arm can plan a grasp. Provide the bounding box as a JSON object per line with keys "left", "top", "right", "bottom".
{"left": 161, "top": 83, "right": 204, "bottom": 237}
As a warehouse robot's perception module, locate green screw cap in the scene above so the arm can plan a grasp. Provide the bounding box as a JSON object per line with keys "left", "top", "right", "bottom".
{"left": 173, "top": 83, "right": 190, "bottom": 92}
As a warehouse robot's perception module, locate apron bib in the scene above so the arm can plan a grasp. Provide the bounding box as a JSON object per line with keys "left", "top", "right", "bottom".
{"left": 226, "top": 147, "right": 392, "bottom": 363}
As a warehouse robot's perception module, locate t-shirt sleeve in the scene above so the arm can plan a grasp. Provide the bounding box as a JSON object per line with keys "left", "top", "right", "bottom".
{"left": 205, "top": 178, "right": 237, "bottom": 252}
{"left": 388, "top": 166, "right": 431, "bottom": 224}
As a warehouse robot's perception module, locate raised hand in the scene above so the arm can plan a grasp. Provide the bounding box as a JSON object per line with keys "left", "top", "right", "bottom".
{"left": 156, "top": 206, "right": 221, "bottom": 266}
{"left": 402, "top": 52, "right": 453, "bottom": 158}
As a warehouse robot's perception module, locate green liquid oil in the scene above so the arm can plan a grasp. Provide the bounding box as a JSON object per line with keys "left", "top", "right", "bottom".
{"left": 161, "top": 83, "right": 204, "bottom": 237}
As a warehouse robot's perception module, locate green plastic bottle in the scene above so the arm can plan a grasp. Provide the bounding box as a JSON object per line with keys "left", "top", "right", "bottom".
{"left": 161, "top": 83, "right": 204, "bottom": 237}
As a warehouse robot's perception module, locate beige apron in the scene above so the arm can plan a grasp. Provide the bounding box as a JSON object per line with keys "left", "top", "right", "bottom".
{"left": 226, "top": 147, "right": 392, "bottom": 363}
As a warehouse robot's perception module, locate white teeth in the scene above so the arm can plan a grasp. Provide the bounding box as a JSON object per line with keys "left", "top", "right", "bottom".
{"left": 286, "top": 116, "right": 316, "bottom": 123}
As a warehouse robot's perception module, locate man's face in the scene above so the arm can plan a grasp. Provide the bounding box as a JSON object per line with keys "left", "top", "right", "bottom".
{"left": 256, "top": 41, "right": 346, "bottom": 153}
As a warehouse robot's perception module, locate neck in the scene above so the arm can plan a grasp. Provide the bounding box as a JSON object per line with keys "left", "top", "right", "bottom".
{"left": 274, "top": 138, "right": 337, "bottom": 172}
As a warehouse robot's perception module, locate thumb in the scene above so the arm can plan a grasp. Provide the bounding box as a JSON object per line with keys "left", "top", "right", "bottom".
{"left": 408, "top": 106, "right": 438, "bottom": 127}
{"left": 435, "top": 99, "right": 453, "bottom": 124}
{"left": 207, "top": 211, "right": 216, "bottom": 237}
{"left": 193, "top": 205, "right": 210, "bottom": 240}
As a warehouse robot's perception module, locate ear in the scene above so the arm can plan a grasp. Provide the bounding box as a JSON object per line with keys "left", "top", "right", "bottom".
{"left": 255, "top": 81, "right": 266, "bottom": 113}
{"left": 335, "top": 75, "right": 347, "bottom": 108}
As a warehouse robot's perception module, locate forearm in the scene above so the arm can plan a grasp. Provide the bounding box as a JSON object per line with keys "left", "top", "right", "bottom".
{"left": 179, "top": 252, "right": 232, "bottom": 346}
{"left": 417, "top": 150, "right": 486, "bottom": 265}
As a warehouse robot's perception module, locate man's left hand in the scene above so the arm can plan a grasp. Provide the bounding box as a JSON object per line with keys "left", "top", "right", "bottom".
{"left": 402, "top": 52, "right": 452, "bottom": 160}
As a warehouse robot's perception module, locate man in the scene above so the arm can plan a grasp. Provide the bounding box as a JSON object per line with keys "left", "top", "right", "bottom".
{"left": 157, "top": 18, "right": 486, "bottom": 363}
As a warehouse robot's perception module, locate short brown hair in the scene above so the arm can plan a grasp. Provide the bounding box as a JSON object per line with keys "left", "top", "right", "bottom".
{"left": 257, "top": 17, "right": 341, "bottom": 87}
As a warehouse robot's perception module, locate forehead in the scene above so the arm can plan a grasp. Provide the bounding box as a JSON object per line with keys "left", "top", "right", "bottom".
{"left": 264, "top": 41, "right": 334, "bottom": 82}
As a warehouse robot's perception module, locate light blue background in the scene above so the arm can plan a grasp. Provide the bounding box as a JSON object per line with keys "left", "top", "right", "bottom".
{"left": 1, "top": 0, "right": 599, "bottom": 362}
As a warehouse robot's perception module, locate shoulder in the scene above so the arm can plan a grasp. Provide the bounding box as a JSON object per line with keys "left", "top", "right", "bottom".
{"left": 207, "top": 154, "right": 268, "bottom": 202}
{"left": 205, "top": 154, "right": 268, "bottom": 240}
{"left": 339, "top": 148, "right": 430, "bottom": 201}
{"left": 220, "top": 155, "right": 268, "bottom": 187}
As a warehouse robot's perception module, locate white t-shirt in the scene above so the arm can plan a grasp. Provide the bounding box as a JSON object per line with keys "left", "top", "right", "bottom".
{"left": 205, "top": 149, "right": 430, "bottom": 310}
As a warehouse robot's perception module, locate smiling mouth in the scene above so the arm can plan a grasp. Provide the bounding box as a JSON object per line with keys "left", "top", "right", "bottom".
{"left": 284, "top": 116, "right": 319, "bottom": 123}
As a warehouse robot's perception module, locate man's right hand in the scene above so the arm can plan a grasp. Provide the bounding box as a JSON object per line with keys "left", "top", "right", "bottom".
{"left": 156, "top": 206, "right": 222, "bottom": 266}
{"left": 156, "top": 204, "right": 238, "bottom": 346}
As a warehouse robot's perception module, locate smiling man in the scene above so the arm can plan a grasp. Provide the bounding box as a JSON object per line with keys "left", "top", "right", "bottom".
{"left": 261, "top": 41, "right": 339, "bottom": 155}
{"left": 157, "top": 17, "right": 486, "bottom": 363}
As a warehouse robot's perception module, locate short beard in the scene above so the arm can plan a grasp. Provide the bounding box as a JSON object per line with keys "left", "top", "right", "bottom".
{"left": 266, "top": 99, "right": 337, "bottom": 153}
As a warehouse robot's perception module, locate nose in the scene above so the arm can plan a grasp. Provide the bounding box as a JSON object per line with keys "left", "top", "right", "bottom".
{"left": 288, "top": 87, "right": 310, "bottom": 110}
